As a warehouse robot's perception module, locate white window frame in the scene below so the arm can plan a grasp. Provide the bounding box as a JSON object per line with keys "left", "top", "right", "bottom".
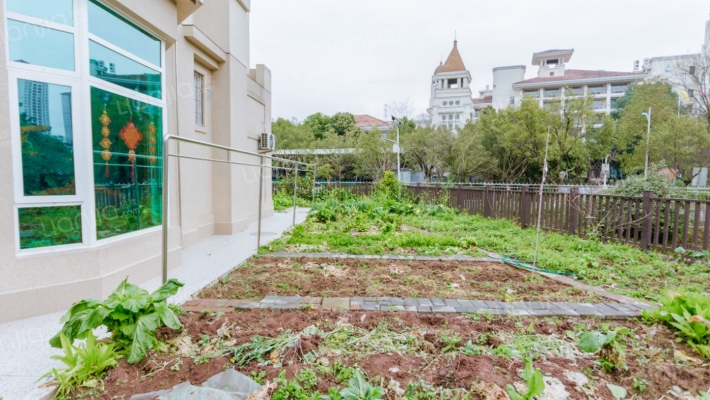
{"left": 5, "top": 0, "right": 167, "bottom": 254}
{"left": 195, "top": 71, "right": 204, "bottom": 127}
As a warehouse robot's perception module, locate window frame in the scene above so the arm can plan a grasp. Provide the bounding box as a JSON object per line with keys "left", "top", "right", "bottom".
{"left": 5, "top": 0, "right": 167, "bottom": 254}
{"left": 194, "top": 71, "right": 204, "bottom": 127}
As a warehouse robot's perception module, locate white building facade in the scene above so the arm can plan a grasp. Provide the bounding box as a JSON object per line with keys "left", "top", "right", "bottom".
{"left": 427, "top": 41, "right": 474, "bottom": 130}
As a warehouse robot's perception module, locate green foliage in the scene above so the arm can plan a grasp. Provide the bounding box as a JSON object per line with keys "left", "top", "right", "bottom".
{"left": 441, "top": 330, "right": 463, "bottom": 353}
{"left": 605, "top": 164, "right": 675, "bottom": 197}
{"left": 642, "top": 288, "right": 710, "bottom": 359}
{"left": 373, "top": 171, "right": 403, "bottom": 200}
{"left": 505, "top": 358, "right": 545, "bottom": 400}
{"left": 229, "top": 329, "right": 305, "bottom": 366}
{"left": 606, "top": 383, "right": 628, "bottom": 399}
{"left": 50, "top": 278, "right": 184, "bottom": 364}
{"left": 323, "top": 371, "right": 383, "bottom": 400}
{"left": 274, "top": 173, "right": 315, "bottom": 202}
{"left": 272, "top": 371, "right": 321, "bottom": 400}
{"left": 39, "top": 332, "right": 121, "bottom": 398}
{"left": 578, "top": 325, "right": 630, "bottom": 371}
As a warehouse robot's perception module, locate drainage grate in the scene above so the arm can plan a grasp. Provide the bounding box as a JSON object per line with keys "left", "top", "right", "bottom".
{"left": 250, "top": 232, "right": 278, "bottom": 237}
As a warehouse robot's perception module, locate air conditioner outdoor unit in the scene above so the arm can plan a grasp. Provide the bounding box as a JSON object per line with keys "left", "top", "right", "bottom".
{"left": 260, "top": 133, "right": 276, "bottom": 151}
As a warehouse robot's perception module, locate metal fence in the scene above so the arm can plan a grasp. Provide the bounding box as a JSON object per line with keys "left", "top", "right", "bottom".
{"left": 329, "top": 182, "right": 710, "bottom": 252}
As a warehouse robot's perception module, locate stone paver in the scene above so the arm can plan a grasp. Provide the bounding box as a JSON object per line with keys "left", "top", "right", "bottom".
{"left": 188, "top": 296, "right": 649, "bottom": 319}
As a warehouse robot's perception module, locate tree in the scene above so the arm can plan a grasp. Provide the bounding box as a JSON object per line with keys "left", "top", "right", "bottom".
{"left": 316, "top": 130, "right": 356, "bottom": 181}
{"left": 329, "top": 112, "right": 358, "bottom": 136}
{"left": 444, "top": 122, "right": 493, "bottom": 182}
{"left": 402, "top": 125, "right": 450, "bottom": 182}
{"left": 673, "top": 54, "right": 710, "bottom": 129}
{"left": 383, "top": 99, "right": 414, "bottom": 121}
{"left": 615, "top": 81, "right": 679, "bottom": 172}
{"left": 650, "top": 115, "right": 710, "bottom": 185}
{"left": 303, "top": 112, "right": 331, "bottom": 140}
{"left": 272, "top": 118, "right": 314, "bottom": 150}
{"left": 354, "top": 128, "right": 396, "bottom": 180}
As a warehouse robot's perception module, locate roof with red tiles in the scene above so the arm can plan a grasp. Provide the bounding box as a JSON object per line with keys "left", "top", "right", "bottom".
{"left": 472, "top": 96, "right": 492, "bottom": 104}
{"left": 354, "top": 114, "right": 390, "bottom": 128}
{"left": 435, "top": 40, "right": 467, "bottom": 74}
{"left": 514, "top": 69, "right": 646, "bottom": 85}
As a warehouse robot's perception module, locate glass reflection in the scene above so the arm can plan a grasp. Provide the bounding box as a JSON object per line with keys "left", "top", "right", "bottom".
{"left": 88, "top": 0, "right": 160, "bottom": 66}
{"left": 89, "top": 41, "right": 161, "bottom": 99}
{"left": 7, "top": 0, "right": 73, "bottom": 26}
{"left": 18, "top": 79, "right": 76, "bottom": 196}
{"left": 18, "top": 206, "right": 82, "bottom": 249}
{"left": 90, "top": 87, "right": 163, "bottom": 239}
{"left": 7, "top": 20, "right": 75, "bottom": 71}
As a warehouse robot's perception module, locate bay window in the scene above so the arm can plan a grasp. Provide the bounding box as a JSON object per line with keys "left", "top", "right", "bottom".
{"left": 6, "top": 0, "right": 165, "bottom": 252}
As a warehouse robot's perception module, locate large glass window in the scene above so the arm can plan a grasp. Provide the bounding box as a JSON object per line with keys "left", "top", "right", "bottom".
{"left": 18, "top": 79, "right": 76, "bottom": 196}
{"left": 89, "top": 41, "right": 161, "bottom": 98}
{"left": 90, "top": 87, "right": 163, "bottom": 239}
{"left": 18, "top": 206, "right": 82, "bottom": 249}
{"left": 195, "top": 72, "right": 204, "bottom": 126}
{"left": 7, "top": 20, "right": 75, "bottom": 71}
{"left": 7, "top": 0, "right": 74, "bottom": 26}
{"left": 88, "top": 0, "right": 161, "bottom": 66}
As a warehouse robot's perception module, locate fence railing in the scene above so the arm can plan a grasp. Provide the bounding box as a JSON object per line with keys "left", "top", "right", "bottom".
{"left": 324, "top": 182, "right": 710, "bottom": 252}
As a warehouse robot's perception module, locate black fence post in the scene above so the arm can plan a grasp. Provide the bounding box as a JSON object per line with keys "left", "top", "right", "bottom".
{"left": 484, "top": 185, "right": 493, "bottom": 218}
{"left": 457, "top": 183, "right": 463, "bottom": 210}
{"left": 641, "top": 190, "right": 654, "bottom": 250}
{"left": 521, "top": 185, "right": 530, "bottom": 228}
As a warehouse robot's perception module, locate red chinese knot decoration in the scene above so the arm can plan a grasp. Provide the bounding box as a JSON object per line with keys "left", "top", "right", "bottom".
{"left": 148, "top": 121, "right": 157, "bottom": 165}
{"left": 119, "top": 117, "right": 143, "bottom": 183}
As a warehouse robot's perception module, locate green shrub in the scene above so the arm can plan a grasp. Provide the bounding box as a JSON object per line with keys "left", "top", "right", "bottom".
{"left": 40, "top": 332, "right": 121, "bottom": 398}
{"left": 50, "top": 278, "right": 184, "bottom": 364}
{"left": 643, "top": 288, "right": 710, "bottom": 359}
{"left": 505, "top": 358, "right": 545, "bottom": 400}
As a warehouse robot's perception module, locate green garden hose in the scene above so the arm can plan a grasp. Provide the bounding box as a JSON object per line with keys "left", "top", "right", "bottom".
{"left": 501, "top": 255, "right": 574, "bottom": 276}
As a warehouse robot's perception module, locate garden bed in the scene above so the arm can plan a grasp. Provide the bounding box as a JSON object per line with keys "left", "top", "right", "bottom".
{"left": 198, "top": 257, "right": 601, "bottom": 303}
{"left": 95, "top": 309, "right": 710, "bottom": 399}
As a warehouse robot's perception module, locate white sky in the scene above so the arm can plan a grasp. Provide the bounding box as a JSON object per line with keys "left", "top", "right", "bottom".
{"left": 250, "top": 0, "right": 708, "bottom": 121}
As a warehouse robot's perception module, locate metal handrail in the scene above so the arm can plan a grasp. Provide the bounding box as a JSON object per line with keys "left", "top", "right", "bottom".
{"left": 161, "top": 134, "right": 317, "bottom": 283}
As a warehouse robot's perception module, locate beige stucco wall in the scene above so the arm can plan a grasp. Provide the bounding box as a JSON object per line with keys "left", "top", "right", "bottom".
{"left": 0, "top": 0, "right": 274, "bottom": 323}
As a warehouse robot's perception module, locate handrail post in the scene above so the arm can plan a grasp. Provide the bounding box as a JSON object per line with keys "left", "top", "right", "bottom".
{"left": 161, "top": 135, "right": 170, "bottom": 284}
{"left": 257, "top": 156, "right": 264, "bottom": 249}
{"left": 293, "top": 164, "right": 299, "bottom": 226}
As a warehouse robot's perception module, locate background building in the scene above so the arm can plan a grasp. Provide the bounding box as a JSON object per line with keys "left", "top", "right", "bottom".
{"left": 427, "top": 40, "right": 474, "bottom": 130}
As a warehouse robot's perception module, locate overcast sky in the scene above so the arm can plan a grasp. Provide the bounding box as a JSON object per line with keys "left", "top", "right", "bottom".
{"left": 250, "top": 1, "right": 708, "bottom": 122}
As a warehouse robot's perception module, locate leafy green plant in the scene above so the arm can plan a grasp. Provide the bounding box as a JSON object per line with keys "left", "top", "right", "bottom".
{"left": 39, "top": 332, "right": 121, "bottom": 398}
{"left": 578, "top": 325, "right": 630, "bottom": 372}
{"left": 230, "top": 330, "right": 303, "bottom": 366}
{"left": 631, "top": 377, "right": 647, "bottom": 393}
{"left": 250, "top": 370, "right": 267, "bottom": 385}
{"left": 50, "top": 278, "right": 184, "bottom": 364}
{"left": 505, "top": 358, "right": 545, "bottom": 400}
{"left": 272, "top": 371, "right": 320, "bottom": 400}
{"left": 322, "top": 371, "right": 383, "bottom": 400}
{"left": 441, "top": 331, "right": 463, "bottom": 353}
{"left": 643, "top": 288, "right": 710, "bottom": 360}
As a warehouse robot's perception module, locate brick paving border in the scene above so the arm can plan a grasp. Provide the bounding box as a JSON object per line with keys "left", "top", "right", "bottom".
{"left": 184, "top": 296, "right": 655, "bottom": 319}
{"left": 260, "top": 252, "right": 655, "bottom": 309}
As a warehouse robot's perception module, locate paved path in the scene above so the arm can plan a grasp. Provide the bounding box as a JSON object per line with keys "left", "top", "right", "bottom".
{"left": 185, "top": 296, "right": 656, "bottom": 319}
{"left": 0, "top": 208, "right": 308, "bottom": 400}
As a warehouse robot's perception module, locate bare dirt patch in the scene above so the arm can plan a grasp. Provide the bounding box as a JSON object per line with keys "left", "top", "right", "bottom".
{"left": 198, "top": 257, "right": 600, "bottom": 302}
{"left": 96, "top": 310, "right": 710, "bottom": 399}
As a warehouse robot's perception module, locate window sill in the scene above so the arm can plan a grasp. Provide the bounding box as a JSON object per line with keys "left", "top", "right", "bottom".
{"left": 195, "top": 126, "right": 208, "bottom": 134}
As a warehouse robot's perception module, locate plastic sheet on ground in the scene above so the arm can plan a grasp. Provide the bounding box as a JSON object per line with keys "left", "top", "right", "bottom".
{"left": 130, "top": 369, "right": 262, "bottom": 400}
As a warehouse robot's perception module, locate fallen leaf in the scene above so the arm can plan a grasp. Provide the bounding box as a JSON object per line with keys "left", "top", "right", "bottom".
{"left": 459, "top": 274, "right": 466, "bottom": 281}
{"left": 607, "top": 383, "right": 627, "bottom": 399}
{"left": 168, "top": 336, "right": 199, "bottom": 356}
{"left": 270, "top": 350, "right": 280, "bottom": 365}
{"left": 690, "top": 315, "right": 710, "bottom": 328}
{"left": 470, "top": 382, "right": 509, "bottom": 400}
{"left": 246, "top": 381, "right": 277, "bottom": 400}
{"left": 674, "top": 350, "right": 703, "bottom": 365}
{"left": 389, "top": 367, "right": 400, "bottom": 374}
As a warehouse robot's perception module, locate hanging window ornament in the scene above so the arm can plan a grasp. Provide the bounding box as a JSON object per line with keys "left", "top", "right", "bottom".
{"left": 99, "top": 106, "right": 112, "bottom": 178}
{"left": 119, "top": 116, "right": 143, "bottom": 183}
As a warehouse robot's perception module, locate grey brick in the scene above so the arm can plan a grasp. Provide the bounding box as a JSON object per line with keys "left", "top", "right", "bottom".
{"left": 417, "top": 299, "right": 433, "bottom": 307}
{"left": 361, "top": 303, "right": 380, "bottom": 311}
{"left": 604, "top": 303, "right": 635, "bottom": 312}
{"left": 454, "top": 307, "right": 465, "bottom": 313}
{"left": 364, "top": 297, "right": 376, "bottom": 302}
{"left": 604, "top": 310, "right": 641, "bottom": 320}
{"left": 463, "top": 307, "right": 485, "bottom": 313}
{"left": 432, "top": 306, "right": 457, "bottom": 313}
{"left": 261, "top": 296, "right": 279, "bottom": 304}
{"left": 471, "top": 301, "right": 488, "bottom": 309}
{"left": 483, "top": 301, "right": 503, "bottom": 309}
{"left": 513, "top": 302, "right": 531, "bottom": 310}
{"left": 350, "top": 297, "right": 364, "bottom": 305}
{"left": 551, "top": 302, "right": 575, "bottom": 311}
{"left": 404, "top": 306, "right": 418, "bottom": 312}
{"left": 431, "top": 298, "right": 446, "bottom": 306}
{"left": 505, "top": 309, "right": 530, "bottom": 316}
{"left": 573, "top": 308, "right": 604, "bottom": 317}
{"left": 550, "top": 309, "right": 579, "bottom": 317}
{"left": 458, "top": 300, "right": 474, "bottom": 308}
{"left": 390, "top": 298, "right": 405, "bottom": 305}
{"left": 404, "top": 298, "right": 418, "bottom": 306}
{"left": 528, "top": 309, "right": 557, "bottom": 317}
{"left": 383, "top": 305, "right": 405, "bottom": 312}
{"left": 417, "top": 306, "right": 432, "bottom": 313}
{"left": 444, "top": 299, "right": 461, "bottom": 307}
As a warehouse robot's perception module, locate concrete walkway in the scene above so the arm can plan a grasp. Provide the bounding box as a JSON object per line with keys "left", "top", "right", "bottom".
{"left": 0, "top": 208, "right": 308, "bottom": 400}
